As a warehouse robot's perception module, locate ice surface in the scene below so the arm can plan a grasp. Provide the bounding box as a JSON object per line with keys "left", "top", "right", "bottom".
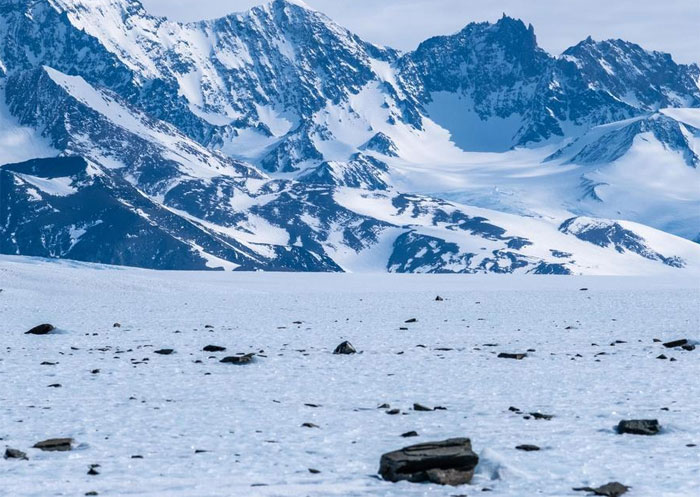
{"left": 1, "top": 255, "right": 699, "bottom": 496}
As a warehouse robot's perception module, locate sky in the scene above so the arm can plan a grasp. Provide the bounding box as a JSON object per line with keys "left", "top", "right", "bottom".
{"left": 141, "top": 0, "right": 700, "bottom": 64}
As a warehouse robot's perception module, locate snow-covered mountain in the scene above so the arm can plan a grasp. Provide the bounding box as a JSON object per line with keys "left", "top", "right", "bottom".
{"left": 1, "top": 0, "right": 699, "bottom": 273}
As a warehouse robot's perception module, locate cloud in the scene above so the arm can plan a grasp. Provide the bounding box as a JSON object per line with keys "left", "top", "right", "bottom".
{"left": 141, "top": 0, "right": 700, "bottom": 63}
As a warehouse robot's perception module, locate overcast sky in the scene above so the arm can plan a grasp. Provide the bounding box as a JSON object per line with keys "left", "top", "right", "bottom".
{"left": 141, "top": 0, "right": 699, "bottom": 64}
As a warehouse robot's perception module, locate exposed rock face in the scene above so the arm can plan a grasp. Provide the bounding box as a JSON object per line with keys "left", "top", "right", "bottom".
{"left": 379, "top": 438, "right": 479, "bottom": 485}
{"left": 616, "top": 419, "right": 660, "bottom": 435}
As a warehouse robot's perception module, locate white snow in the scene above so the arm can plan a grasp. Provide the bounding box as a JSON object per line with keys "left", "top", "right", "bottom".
{"left": 0, "top": 86, "right": 57, "bottom": 166}
{"left": 425, "top": 92, "right": 523, "bottom": 152}
{"left": 14, "top": 173, "right": 77, "bottom": 197}
{"left": 0, "top": 255, "right": 699, "bottom": 496}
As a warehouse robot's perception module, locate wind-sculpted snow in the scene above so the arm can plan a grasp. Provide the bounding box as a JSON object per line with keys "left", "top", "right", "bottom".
{"left": 0, "top": 0, "right": 699, "bottom": 271}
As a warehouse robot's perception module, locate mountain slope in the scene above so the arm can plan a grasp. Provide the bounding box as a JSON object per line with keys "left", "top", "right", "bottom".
{"left": 0, "top": 0, "right": 699, "bottom": 273}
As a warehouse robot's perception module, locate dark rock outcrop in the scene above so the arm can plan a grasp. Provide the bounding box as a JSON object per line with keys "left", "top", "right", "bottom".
{"left": 574, "top": 481, "right": 630, "bottom": 496}
{"left": 4, "top": 448, "right": 28, "bottom": 460}
{"left": 33, "top": 438, "right": 73, "bottom": 452}
{"left": 333, "top": 341, "right": 357, "bottom": 355}
{"left": 379, "top": 438, "right": 479, "bottom": 485}
{"left": 617, "top": 419, "right": 660, "bottom": 435}
{"left": 25, "top": 324, "right": 55, "bottom": 335}
{"left": 220, "top": 353, "right": 256, "bottom": 364}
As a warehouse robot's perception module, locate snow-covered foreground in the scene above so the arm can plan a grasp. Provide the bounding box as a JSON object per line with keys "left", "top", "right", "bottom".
{"left": 1, "top": 256, "right": 699, "bottom": 496}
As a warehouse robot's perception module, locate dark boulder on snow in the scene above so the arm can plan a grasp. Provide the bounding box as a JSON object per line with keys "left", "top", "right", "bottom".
{"left": 379, "top": 438, "right": 479, "bottom": 485}
{"left": 663, "top": 339, "right": 688, "bottom": 348}
{"left": 220, "top": 353, "right": 255, "bottom": 364}
{"left": 154, "top": 349, "right": 174, "bottom": 355}
{"left": 4, "top": 448, "right": 28, "bottom": 460}
{"left": 515, "top": 444, "right": 540, "bottom": 451}
{"left": 333, "top": 341, "right": 356, "bottom": 355}
{"left": 25, "top": 324, "right": 55, "bottom": 335}
{"left": 498, "top": 352, "right": 527, "bottom": 360}
{"left": 203, "top": 345, "right": 226, "bottom": 352}
{"left": 33, "top": 438, "right": 73, "bottom": 452}
{"left": 574, "top": 481, "right": 630, "bottom": 496}
{"left": 617, "top": 419, "right": 660, "bottom": 435}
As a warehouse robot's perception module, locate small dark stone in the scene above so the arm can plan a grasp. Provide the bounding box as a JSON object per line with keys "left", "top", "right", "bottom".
{"left": 131, "top": 455, "right": 143, "bottom": 459}
{"left": 333, "top": 341, "right": 356, "bottom": 355}
{"left": 681, "top": 344, "right": 696, "bottom": 351}
{"left": 91, "top": 369, "right": 100, "bottom": 374}
{"left": 203, "top": 345, "right": 226, "bottom": 352}
{"left": 4, "top": 448, "right": 28, "bottom": 460}
{"left": 405, "top": 318, "right": 418, "bottom": 323}
{"left": 515, "top": 444, "right": 540, "bottom": 452}
{"left": 47, "top": 384, "right": 61, "bottom": 388}
{"left": 87, "top": 467, "right": 100, "bottom": 476}
{"left": 85, "top": 492, "right": 99, "bottom": 496}
{"left": 220, "top": 353, "right": 255, "bottom": 364}
{"left": 154, "top": 349, "right": 174, "bottom": 355}
{"left": 301, "top": 422, "right": 319, "bottom": 428}
{"left": 25, "top": 324, "right": 55, "bottom": 335}
{"left": 656, "top": 354, "right": 668, "bottom": 360}
{"left": 435, "top": 296, "right": 444, "bottom": 301}
{"left": 508, "top": 406, "right": 521, "bottom": 412}
{"left": 573, "top": 482, "right": 629, "bottom": 496}
{"left": 308, "top": 468, "right": 321, "bottom": 474}
{"left": 617, "top": 419, "right": 660, "bottom": 435}
{"left": 413, "top": 403, "right": 433, "bottom": 412}
{"left": 579, "top": 288, "right": 589, "bottom": 291}
{"left": 663, "top": 339, "right": 688, "bottom": 348}
{"left": 113, "top": 323, "right": 121, "bottom": 328}
{"left": 386, "top": 409, "right": 400, "bottom": 415}
{"left": 378, "top": 403, "right": 391, "bottom": 409}
{"left": 379, "top": 438, "right": 479, "bottom": 485}
{"left": 401, "top": 431, "right": 419, "bottom": 438}
{"left": 498, "top": 353, "right": 527, "bottom": 360}
{"left": 33, "top": 438, "right": 73, "bottom": 452}
{"left": 204, "top": 325, "right": 215, "bottom": 329}
{"left": 529, "top": 412, "right": 554, "bottom": 420}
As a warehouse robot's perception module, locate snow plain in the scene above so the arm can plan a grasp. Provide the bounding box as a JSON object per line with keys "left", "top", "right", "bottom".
{"left": 1, "top": 255, "right": 699, "bottom": 496}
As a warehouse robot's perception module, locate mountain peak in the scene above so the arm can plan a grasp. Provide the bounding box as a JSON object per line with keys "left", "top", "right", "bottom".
{"left": 272, "top": 0, "right": 315, "bottom": 9}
